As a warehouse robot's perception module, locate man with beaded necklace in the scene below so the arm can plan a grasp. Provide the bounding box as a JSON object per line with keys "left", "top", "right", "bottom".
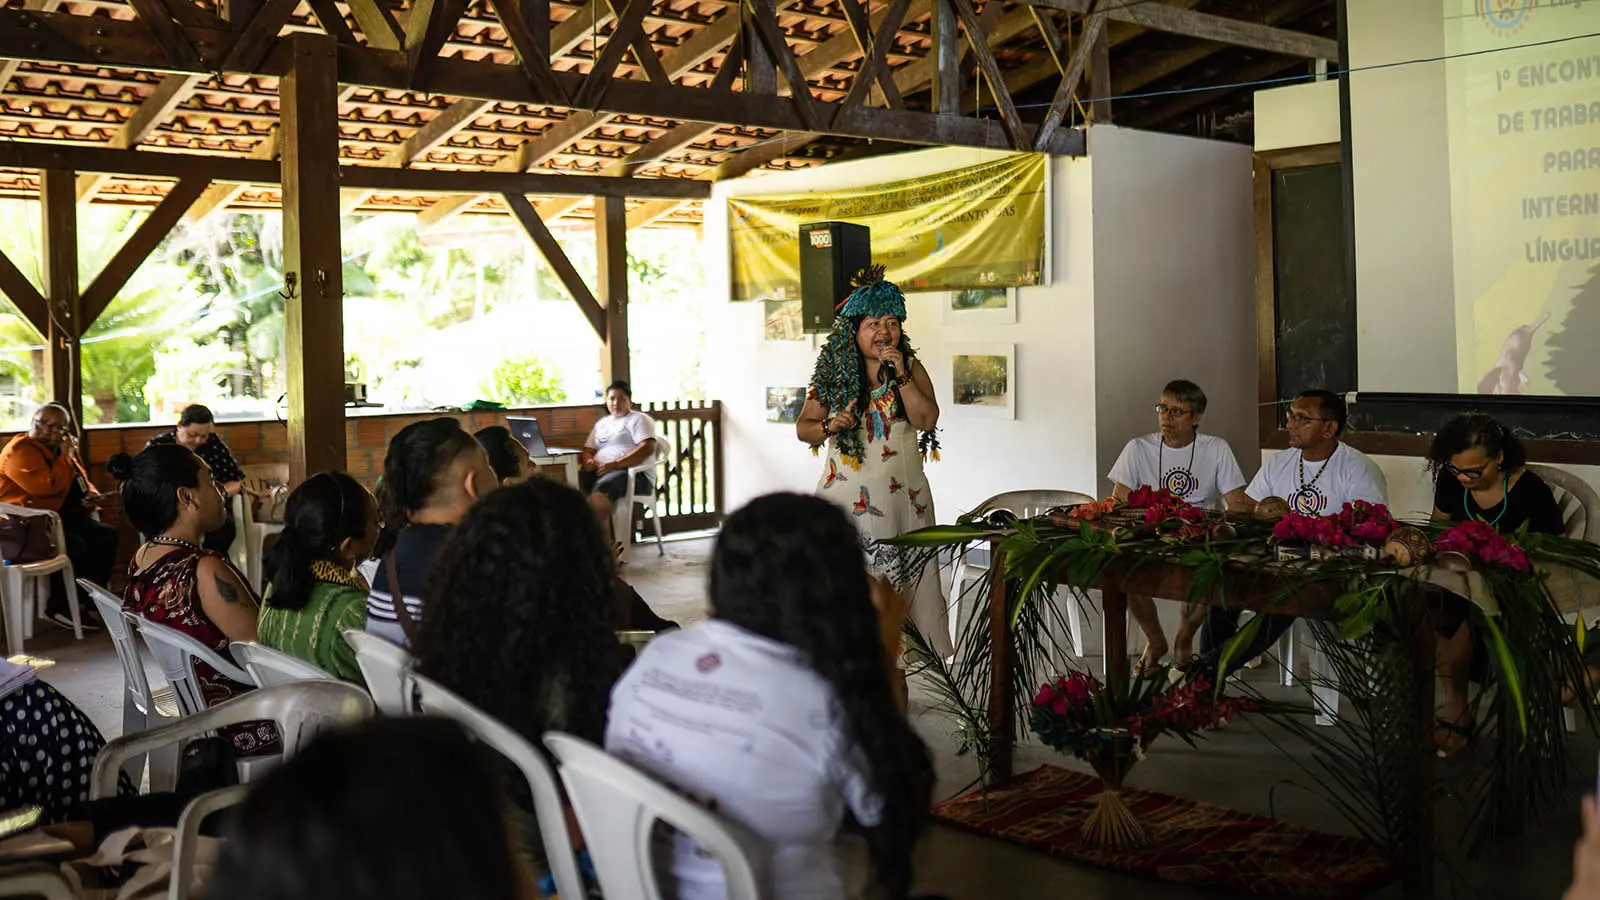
{"left": 1193, "top": 389, "right": 1387, "bottom": 677}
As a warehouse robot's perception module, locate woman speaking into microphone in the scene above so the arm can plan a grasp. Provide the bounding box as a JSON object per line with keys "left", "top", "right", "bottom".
{"left": 795, "top": 265, "right": 952, "bottom": 660}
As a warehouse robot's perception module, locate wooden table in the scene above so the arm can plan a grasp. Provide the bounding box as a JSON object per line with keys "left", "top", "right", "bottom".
{"left": 983, "top": 552, "right": 1439, "bottom": 897}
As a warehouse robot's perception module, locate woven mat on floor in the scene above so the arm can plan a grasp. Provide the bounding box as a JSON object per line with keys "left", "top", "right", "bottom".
{"left": 932, "top": 765, "right": 1399, "bottom": 898}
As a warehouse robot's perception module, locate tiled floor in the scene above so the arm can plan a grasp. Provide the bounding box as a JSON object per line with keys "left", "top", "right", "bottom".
{"left": 24, "top": 537, "right": 1590, "bottom": 898}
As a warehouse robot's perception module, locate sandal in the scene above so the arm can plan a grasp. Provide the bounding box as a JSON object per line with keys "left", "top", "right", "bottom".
{"left": 1433, "top": 716, "right": 1476, "bottom": 758}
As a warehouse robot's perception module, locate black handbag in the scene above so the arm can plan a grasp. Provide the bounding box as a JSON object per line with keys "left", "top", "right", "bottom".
{"left": 0, "top": 514, "right": 57, "bottom": 564}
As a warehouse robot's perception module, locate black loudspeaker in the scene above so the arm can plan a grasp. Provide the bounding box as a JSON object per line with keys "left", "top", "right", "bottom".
{"left": 798, "top": 221, "right": 871, "bottom": 333}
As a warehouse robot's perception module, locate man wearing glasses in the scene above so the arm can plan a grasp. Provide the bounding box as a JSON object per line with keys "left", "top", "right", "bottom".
{"left": 0, "top": 403, "right": 119, "bottom": 630}
{"left": 1191, "top": 389, "right": 1387, "bottom": 677}
{"left": 1107, "top": 379, "right": 1249, "bottom": 668}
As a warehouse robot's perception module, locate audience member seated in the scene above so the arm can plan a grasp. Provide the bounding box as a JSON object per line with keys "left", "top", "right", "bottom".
{"left": 1107, "top": 379, "right": 1249, "bottom": 668}
{"left": 413, "top": 478, "right": 619, "bottom": 869}
{"left": 1428, "top": 413, "right": 1565, "bottom": 756}
{"left": 1194, "top": 389, "right": 1388, "bottom": 677}
{"left": 606, "top": 493, "right": 933, "bottom": 900}
{"left": 258, "top": 473, "right": 378, "bottom": 682}
{"left": 1568, "top": 796, "right": 1600, "bottom": 900}
{"left": 578, "top": 381, "right": 656, "bottom": 541}
{"left": 210, "top": 716, "right": 539, "bottom": 900}
{"left": 475, "top": 426, "right": 538, "bottom": 485}
{"left": 0, "top": 402, "right": 117, "bottom": 630}
{"left": 0, "top": 657, "right": 131, "bottom": 822}
{"left": 111, "top": 446, "right": 277, "bottom": 756}
{"left": 366, "top": 418, "right": 497, "bottom": 647}
{"left": 145, "top": 404, "right": 247, "bottom": 554}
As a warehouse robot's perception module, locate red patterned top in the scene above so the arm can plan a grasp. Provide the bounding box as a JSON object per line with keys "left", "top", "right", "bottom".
{"left": 123, "top": 546, "right": 277, "bottom": 755}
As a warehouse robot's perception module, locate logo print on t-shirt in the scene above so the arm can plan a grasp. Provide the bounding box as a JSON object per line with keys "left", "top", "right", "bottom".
{"left": 1290, "top": 485, "right": 1327, "bottom": 515}
{"left": 1162, "top": 467, "right": 1196, "bottom": 498}
{"left": 695, "top": 653, "right": 721, "bottom": 674}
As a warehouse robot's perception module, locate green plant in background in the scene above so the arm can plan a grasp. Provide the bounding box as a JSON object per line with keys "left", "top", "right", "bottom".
{"left": 481, "top": 355, "right": 567, "bottom": 406}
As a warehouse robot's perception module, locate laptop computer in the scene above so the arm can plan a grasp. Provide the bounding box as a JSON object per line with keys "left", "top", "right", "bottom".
{"left": 506, "top": 417, "right": 577, "bottom": 458}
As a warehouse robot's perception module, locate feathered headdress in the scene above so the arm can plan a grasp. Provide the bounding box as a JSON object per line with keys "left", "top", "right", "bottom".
{"left": 807, "top": 265, "right": 939, "bottom": 466}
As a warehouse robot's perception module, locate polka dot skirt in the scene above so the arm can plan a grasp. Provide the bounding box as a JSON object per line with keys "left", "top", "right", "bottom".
{"left": 1, "top": 681, "right": 113, "bottom": 823}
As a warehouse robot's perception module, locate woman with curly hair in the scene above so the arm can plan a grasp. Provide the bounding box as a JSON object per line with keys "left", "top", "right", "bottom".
{"left": 607, "top": 492, "right": 933, "bottom": 900}
{"left": 794, "top": 265, "right": 950, "bottom": 659}
{"left": 411, "top": 477, "right": 619, "bottom": 879}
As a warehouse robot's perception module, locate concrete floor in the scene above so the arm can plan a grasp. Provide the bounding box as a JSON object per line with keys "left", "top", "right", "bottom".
{"left": 23, "top": 537, "right": 1592, "bottom": 899}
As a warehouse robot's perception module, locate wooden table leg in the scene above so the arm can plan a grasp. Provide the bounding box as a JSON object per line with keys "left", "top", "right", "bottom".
{"left": 1103, "top": 585, "right": 1129, "bottom": 694}
{"left": 986, "top": 538, "right": 1014, "bottom": 782}
{"left": 1405, "top": 606, "right": 1437, "bottom": 898}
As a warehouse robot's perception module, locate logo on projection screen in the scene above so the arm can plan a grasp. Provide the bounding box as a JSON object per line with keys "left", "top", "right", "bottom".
{"left": 1477, "top": 0, "right": 1531, "bottom": 34}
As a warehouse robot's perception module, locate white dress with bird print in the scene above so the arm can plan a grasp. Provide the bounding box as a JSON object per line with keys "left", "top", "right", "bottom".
{"left": 815, "top": 380, "right": 954, "bottom": 659}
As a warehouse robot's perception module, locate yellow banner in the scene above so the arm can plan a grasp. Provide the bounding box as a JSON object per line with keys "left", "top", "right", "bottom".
{"left": 728, "top": 154, "right": 1047, "bottom": 302}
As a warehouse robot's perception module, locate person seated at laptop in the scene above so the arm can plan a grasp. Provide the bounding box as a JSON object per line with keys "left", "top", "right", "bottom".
{"left": 579, "top": 381, "right": 656, "bottom": 541}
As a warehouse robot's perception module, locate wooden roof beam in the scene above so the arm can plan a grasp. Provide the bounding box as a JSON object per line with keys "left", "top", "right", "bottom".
{"left": 626, "top": 197, "right": 688, "bottom": 229}
{"left": 0, "top": 0, "right": 62, "bottom": 95}
{"left": 1021, "top": 0, "right": 1338, "bottom": 61}
{"left": 77, "top": 72, "right": 206, "bottom": 202}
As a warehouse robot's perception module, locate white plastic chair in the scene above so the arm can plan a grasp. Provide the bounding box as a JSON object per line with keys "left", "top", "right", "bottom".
{"left": 131, "top": 616, "right": 279, "bottom": 781}
{"left": 81, "top": 579, "right": 181, "bottom": 789}
{"left": 168, "top": 786, "right": 248, "bottom": 900}
{"left": 408, "top": 673, "right": 587, "bottom": 900}
{"left": 950, "top": 490, "right": 1095, "bottom": 658}
{"left": 343, "top": 628, "right": 415, "bottom": 716}
{"left": 90, "top": 681, "right": 376, "bottom": 801}
{"left": 613, "top": 423, "right": 671, "bottom": 558}
{"left": 544, "top": 732, "right": 768, "bottom": 900}
{"left": 1530, "top": 464, "right": 1600, "bottom": 542}
{"left": 227, "top": 464, "right": 288, "bottom": 594}
{"left": 0, "top": 502, "right": 80, "bottom": 652}
{"left": 230, "top": 641, "right": 337, "bottom": 687}
{"left": 0, "top": 864, "right": 74, "bottom": 900}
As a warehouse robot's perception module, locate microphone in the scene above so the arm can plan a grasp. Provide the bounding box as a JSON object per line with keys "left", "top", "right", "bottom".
{"left": 880, "top": 358, "right": 898, "bottom": 385}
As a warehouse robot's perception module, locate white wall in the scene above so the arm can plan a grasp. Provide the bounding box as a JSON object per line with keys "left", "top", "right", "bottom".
{"left": 1088, "top": 126, "right": 1258, "bottom": 497}
{"left": 1347, "top": 0, "right": 1458, "bottom": 393}
{"left": 1253, "top": 80, "right": 1340, "bottom": 152}
{"left": 706, "top": 127, "right": 1258, "bottom": 521}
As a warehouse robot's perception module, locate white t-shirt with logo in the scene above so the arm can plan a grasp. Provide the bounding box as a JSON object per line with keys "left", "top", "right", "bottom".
{"left": 586, "top": 410, "right": 654, "bottom": 464}
{"left": 604, "top": 619, "right": 880, "bottom": 900}
{"left": 1246, "top": 443, "right": 1388, "bottom": 516}
{"left": 1107, "top": 433, "right": 1247, "bottom": 511}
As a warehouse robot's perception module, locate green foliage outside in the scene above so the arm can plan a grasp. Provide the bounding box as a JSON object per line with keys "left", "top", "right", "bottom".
{"left": 481, "top": 355, "right": 568, "bottom": 406}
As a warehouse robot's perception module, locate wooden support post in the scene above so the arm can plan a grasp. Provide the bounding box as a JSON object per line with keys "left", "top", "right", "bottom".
{"left": 1089, "top": 18, "right": 1111, "bottom": 122}
{"left": 279, "top": 33, "right": 346, "bottom": 483}
{"left": 929, "top": 0, "right": 959, "bottom": 114}
{"left": 742, "top": 14, "right": 776, "bottom": 95}
{"left": 595, "top": 195, "right": 629, "bottom": 386}
{"left": 40, "top": 169, "right": 81, "bottom": 427}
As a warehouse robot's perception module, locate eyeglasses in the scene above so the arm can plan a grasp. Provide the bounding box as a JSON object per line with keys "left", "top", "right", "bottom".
{"left": 31, "top": 420, "right": 71, "bottom": 434}
{"left": 1154, "top": 404, "right": 1192, "bottom": 418}
{"left": 1443, "top": 463, "right": 1490, "bottom": 480}
{"left": 1285, "top": 413, "right": 1333, "bottom": 426}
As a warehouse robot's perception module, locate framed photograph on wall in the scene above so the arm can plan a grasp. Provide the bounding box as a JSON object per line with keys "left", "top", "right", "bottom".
{"left": 948, "top": 345, "right": 1015, "bottom": 419}
{"left": 942, "top": 287, "right": 1017, "bottom": 326}
{"left": 765, "top": 386, "right": 807, "bottom": 424}
{"left": 764, "top": 299, "right": 804, "bottom": 341}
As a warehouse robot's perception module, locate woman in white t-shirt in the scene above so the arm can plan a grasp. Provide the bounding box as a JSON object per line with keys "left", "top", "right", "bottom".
{"left": 1107, "top": 379, "right": 1249, "bottom": 668}
{"left": 605, "top": 493, "right": 933, "bottom": 900}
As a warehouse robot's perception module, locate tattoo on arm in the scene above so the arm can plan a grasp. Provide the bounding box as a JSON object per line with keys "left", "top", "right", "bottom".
{"left": 214, "top": 572, "right": 244, "bottom": 606}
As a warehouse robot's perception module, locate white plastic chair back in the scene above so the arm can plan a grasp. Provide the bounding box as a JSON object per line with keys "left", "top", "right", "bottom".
{"left": 90, "top": 681, "right": 375, "bottom": 800}
{"left": 0, "top": 864, "right": 74, "bottom": 900}
{"left": 1528, "top": 464, "right": 1599, "bottom": 542}
{"left": 229, "top": 466, "right": 287, "bottom": 593}
{"left": 969, "top": 489, "right": 1098, "bottom": 519}
{"left": 342, "top": 628, "right": 415, "bottom": 715}
{"left": 230, "top": 641, "right": 337, "bottom": 687}
{"left": 170, "top": 786, "right": 248, "bottom": 900}
{"left": 615, "top": 419, "right": 671, "bottom": 556}
{"left": 544, "top": 732, "right": 767, "bottom": 900}
{"left": 0, "top": 502, "right": 80, "bottom": 652}
{"left": 409, "top": 674, "right": 587, "bottom": 900}
{"left": 81, "top": 579, "right": 180, "bottom": 786}
{"left": 131, "top": 616, "right": 253, "bottom": 716}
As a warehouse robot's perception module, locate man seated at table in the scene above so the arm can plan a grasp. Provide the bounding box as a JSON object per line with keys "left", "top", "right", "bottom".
{"left": 1192, "top": 389, "right": 1388, "bottom": 677}
{"left": 0, "top": 403, "right": 117, "bottom": 629}
{"left": 145, "top": 404, "right": 247, "bottom": 553}
{"left": 1107, "top": 379, "right": 1249, "bottom": 669}
{"left": 579, "top": 381, "right": 657, "bottom": 543}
